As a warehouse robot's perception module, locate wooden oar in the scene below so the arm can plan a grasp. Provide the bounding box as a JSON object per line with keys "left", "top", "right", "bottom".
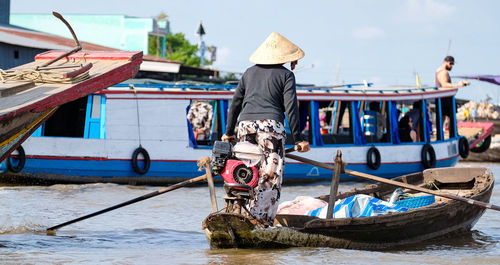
{"left": 285, "top": 153, "right": 500, "bottom": 211}
{"left": 46, "top": 174, "right": 208, "bottom": 233}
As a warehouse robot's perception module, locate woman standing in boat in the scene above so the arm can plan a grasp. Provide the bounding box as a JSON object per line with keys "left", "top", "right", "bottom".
{"left": 221, "top": 32, "right": 310, "bottom": 226}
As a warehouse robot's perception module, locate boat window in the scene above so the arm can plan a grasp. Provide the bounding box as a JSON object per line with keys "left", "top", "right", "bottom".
{"left": 320, "top": 101, "right": 354, "bottom": 145}
{"left": 397, "top": 101, "right": 425, "bottom": 143}
{"left": 187, "top": 100, "right": 226, "bottom": 147}
{"left": 429, "top": 99, "right": 442, "bottom": 141}
{"left": 42, "top": 96, "right": 88, "bottom": 137}
{"left": 360, "top": 101, "right": 390, "bottom": 143}
{"left": 440, "top": 96, "right": 457, "bottom": 140}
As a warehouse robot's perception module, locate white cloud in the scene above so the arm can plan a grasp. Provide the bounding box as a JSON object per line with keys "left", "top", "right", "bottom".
{"left": 399, "top": 0, "right": 456, "bottom": 22}
{"left": 352, "top": 27, "right": 385, "bottom": 40}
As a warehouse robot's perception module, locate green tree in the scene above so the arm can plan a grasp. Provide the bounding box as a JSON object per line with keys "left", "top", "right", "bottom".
{"left": 165, "top": 33, "right": 211, "bottom": 67}
{"left": 148, "top": 19, "right": 212, "bottom": 67}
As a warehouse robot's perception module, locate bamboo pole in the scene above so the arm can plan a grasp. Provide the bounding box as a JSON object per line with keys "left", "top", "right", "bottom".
{"left": 46, "top": 174, "right": 208, "bottom": 233}
{"left": 205, "top": 165, "right": 218, "bottom": 212}
{"left": 326, "top": 150, "right": 343, "bottom": 219}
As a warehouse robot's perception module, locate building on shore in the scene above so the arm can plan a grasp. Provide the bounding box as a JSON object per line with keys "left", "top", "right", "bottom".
{"left": 10, "top": 13, "right": 170, "bottom": 57}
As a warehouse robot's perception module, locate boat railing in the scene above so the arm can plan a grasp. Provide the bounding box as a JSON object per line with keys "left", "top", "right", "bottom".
{"left": 111, "top": 82, "right": 439, "bottom": 95}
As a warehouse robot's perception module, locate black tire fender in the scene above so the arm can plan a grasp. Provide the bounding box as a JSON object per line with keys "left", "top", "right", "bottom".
{"left": 470, "top": 135, "right": 491, "bottom": 153}
{"left": 366, "top": 146, "right": 381, "bottom": 170}
{"left": 7, "top": 145, "right": 26, "bottom": 173}
{"left": 458, "top": 137, "right": 470, "bottom": 158}
{"left": 421, "top": 143, "right": 436, "bottom": 169}
{"left": 131, "top": 146, "right": 150, "bottom": 175}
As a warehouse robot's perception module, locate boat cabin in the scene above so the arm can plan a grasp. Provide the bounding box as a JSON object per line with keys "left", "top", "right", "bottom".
{"left": 31, "top": 83, "right": 460, "bottom": 150}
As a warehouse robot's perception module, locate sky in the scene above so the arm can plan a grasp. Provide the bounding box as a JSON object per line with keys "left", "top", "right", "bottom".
{"left": 10, "top": 0, "right": 500, "bottom": 103}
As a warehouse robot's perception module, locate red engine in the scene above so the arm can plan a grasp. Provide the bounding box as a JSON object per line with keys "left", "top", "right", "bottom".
{"left": 220, "top": 159, "right": 259, "bottom": 188}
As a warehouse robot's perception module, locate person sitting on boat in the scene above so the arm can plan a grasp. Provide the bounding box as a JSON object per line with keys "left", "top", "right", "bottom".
{"left": 404, "top": 102, "right": 421, "bottom": 142}
{"left": 319, "top": 109, "right": 328, "bottom": 135}
{"left": 187, "top": 100, "right": 213, "bottom": 140}
{"left": 435, "top": 56, "right": 470, "bottom": 126}
{"left": 221, "top": 32, "right": 311, "bottom": 227}
{"left": 398, "top": 115, "right": 412, "bottom": 142}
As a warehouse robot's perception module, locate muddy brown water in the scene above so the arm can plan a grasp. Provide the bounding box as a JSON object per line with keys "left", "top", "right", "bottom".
{"left": 1, "top": 162, "right": 499, "bottom": 264}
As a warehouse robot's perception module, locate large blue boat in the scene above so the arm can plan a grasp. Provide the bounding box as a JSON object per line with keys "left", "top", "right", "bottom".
{"left": 0, "top": 82, "right": 468, "bottom": 184}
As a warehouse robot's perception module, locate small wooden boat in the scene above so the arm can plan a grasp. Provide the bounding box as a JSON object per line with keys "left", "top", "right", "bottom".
{"left": 202, "top": 166, "right": 494, "bottom": 249}
{"left": 0, "top": 50, "right": 142, "bottom": 163}
{"left": 457, "top": 121, "right": 494, "bottom": 153}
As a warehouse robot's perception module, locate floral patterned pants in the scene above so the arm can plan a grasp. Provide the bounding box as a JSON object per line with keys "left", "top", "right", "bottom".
{"left": 237, "top": 119, "right": 285, "bottom": 226}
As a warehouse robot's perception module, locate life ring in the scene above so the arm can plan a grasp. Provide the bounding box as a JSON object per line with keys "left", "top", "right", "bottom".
{"left": 421, "top": 143, "right": 436, "bottom": 169}
{"left": 131, "top": 147, "right": 150, "bottom": 175}
{"left": 366, "top": 146, "right": 381, "bottom": 170}
{"left": 6, "top": 145, "right": 26, "bottom": 173}
{"left": 458, "top": 137, "right": 469, "bottom": 158}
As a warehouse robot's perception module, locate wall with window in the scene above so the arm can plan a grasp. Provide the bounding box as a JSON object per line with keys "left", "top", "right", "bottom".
{"left": 32, "top": 94, "right": 106, "bottom": 139}
{"left": 0, "top": 42, "right": 47, "bottom": 69}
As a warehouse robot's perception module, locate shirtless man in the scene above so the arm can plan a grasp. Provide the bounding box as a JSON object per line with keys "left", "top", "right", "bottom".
{"left": 435, "top": 56, "right": 470, "bottom": 127}
{"left": 435, "top": 56, "right": 470, "bottom": 89}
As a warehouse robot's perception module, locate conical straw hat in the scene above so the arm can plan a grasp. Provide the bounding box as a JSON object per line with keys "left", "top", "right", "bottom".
{"left": 249, "top": 32, "right": 305, "bottom": 65}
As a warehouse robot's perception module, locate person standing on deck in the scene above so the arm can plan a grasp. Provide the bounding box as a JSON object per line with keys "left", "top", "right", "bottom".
{"left": 221, "top": 32, "right": 311, "bottom": 227}
{"left": 435, "top": 56, "right": 470, "bottom": 126}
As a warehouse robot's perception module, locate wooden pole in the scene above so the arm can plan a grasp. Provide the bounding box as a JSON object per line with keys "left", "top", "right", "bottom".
{"left": 284, "top": 153, "right": 500, "bottom": 212}
{"left": 326, "top": 150, "right": 343, "bottom": 219}
{"left": 205, "top": 165, "right": 218, "bottom": 212}
{"left": 333, "top": 101, "right": 341, "bottom": 134}
{"left": 359, "top": 101, "right": 365, "bottom": 119}
{"left": 46, "top": 174, "right": 208, "bottom": 232}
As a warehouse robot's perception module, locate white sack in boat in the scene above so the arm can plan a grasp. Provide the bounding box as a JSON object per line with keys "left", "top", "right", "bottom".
{"left": 233, "top": 141, "right": 263, "bottom": 167}
{"left": 277, "top": 196, "right": 328, "bottom": 215}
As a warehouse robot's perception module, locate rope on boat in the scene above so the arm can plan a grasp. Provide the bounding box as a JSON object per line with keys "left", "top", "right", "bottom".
{"left": 197, "top": 156, "right": 211, "bottom": 171}
{"left": 0, "top": 68, "right": 90, "bottom": 84}
{"left": 0, "top": 54, "right": 90, "bottom": 84}
{"left": 425, "top": 181, "right": 440, "bottom": 190}
{"left": 131, "top": 84, "right": 143, "bottom": 147}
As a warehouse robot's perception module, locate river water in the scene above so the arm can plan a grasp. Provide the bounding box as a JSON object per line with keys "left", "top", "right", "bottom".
{"left": 1, "top": 162, "right": 499, "bottom": 264}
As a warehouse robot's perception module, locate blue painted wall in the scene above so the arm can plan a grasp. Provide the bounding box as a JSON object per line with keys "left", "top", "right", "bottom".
{"left": 0, "top": 0, "right": 9, "bottom": 25}
{"left": 0, "top": 42, "right": 47, "bottom": 69}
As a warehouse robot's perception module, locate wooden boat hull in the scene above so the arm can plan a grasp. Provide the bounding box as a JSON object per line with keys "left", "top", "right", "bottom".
{"left": 202, "top": 167, "right": 494, "bottom": 250}
{"left": 0, "top": 108, "right": 57, "bottom": 162}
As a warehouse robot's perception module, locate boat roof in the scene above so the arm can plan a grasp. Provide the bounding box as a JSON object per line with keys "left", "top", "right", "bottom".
{"left": 105, "top": 82, "right": 458, "bottom": 102}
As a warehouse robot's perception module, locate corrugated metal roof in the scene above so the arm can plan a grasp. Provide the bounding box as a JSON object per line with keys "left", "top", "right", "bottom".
{"left": 0, "top": 30, "right": 67, "bottom": 49}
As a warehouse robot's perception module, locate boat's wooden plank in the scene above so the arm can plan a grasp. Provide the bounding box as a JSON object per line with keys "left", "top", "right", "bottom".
{"left": 0, "top": 55, "right": 141, "bottom": 117}
{"left": 0, "top": 81, "right": 35, "bottom": 97}
{"left": 35, "top": 51, "right": 143, "bottom": 61}
{"left": 423, "top": 167, "right": 484, "bottom": 184}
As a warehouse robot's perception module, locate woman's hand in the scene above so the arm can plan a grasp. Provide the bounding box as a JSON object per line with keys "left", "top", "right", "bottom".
{"left": 221, "top": 134, "right": 236, "bottom": 143}
{"left": 295, "top": 141, "right": 311, "bottom": 152}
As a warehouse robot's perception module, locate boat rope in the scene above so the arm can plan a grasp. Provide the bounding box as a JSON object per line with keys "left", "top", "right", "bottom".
{"left": 0, "top": 68, "right": 90, "bottom": 84}
{"left": 425, "top": 180, "right": 440, "bottom": 190}
{"left": 0, "top": 55, "right": 90, "bottom": 84}
{"left": 131, "top": 84, "right": 143, "bottom": 147}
